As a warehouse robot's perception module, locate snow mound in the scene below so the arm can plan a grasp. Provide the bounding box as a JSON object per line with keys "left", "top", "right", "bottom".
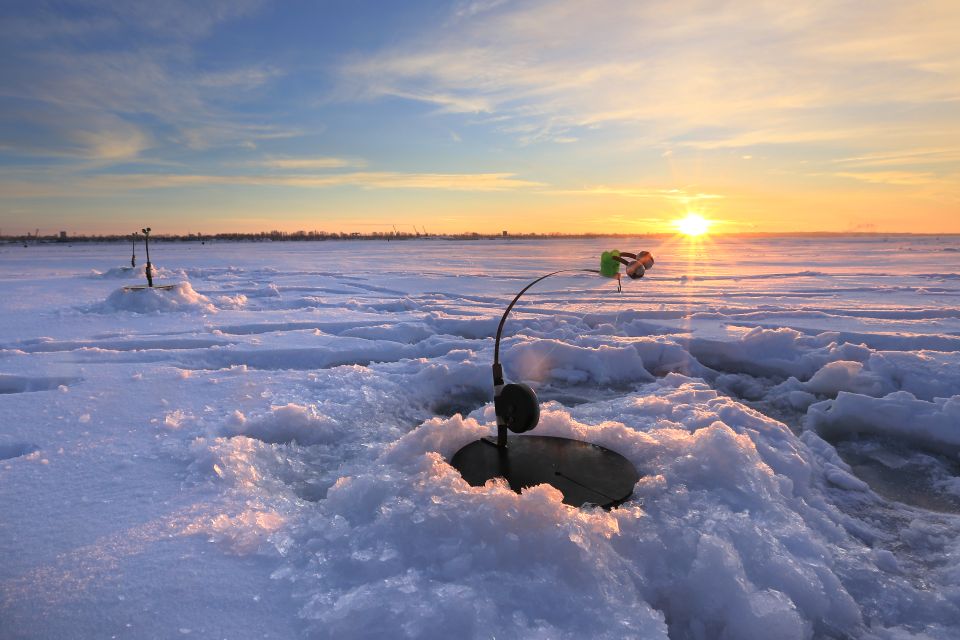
{"left": 89, "top": 263, "right": 176, "bottom": 280}
{"left": 807, "top": 391, "right": 960, "bottom": 451}
{"left": 222, "top": 404, "right": 345, "bottom": 446}
{"left": 798, "top": 351, "right": 960, "bottom": 401}
{"left": 503, "top": 338, "right": 654, "bottom": 385}
{"left": 690, "top": 327, "right": 870, "bottom": 379}
{"left": 215, "top": 293, "right": 248, "bottom": 309}
{"left": 249, "top": 283, "right": 282, "bottom": 298}
{"left": 99, "top": 281, "right": 215, "bottom": 313}
{"left": 272, "top": 378, "right": 960, "bottom": 639}
{"left": 804, "top": 360, "right": 895, "bottom": 397}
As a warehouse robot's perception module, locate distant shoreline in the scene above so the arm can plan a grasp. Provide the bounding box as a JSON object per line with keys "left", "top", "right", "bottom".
{"left": 3, "top": 231, "right": 960, "bottom": 244}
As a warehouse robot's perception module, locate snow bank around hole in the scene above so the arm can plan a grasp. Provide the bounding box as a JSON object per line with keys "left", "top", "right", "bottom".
{"left": 221, "top": 404, "right": 345, "bottom": 446}
{"left": 97, "top": 281, "right": 215, "bottom": 313}
{"left": 801, "top": 351, "right": 960, "bottom": 401}
{"left": 89, "top": 263, "right": 176, "bottom": 280}
{"left": 630, "top": 337, "right": 713, "bottom": 378}
{"left": 802, "top": 360, "right": 895, "bottom": 398}
{"left": 689, "top": 327, "right": 871, "bottom": 379}
{"left": 214, "top": 293, "right": 248, "bottom": 310}
{"left": 376, "top": 354, "right": 493, "bottom": 415}
{"left": 275, "top": 377, "right": 960, "bottom": 640}
{"left": 184, "top": 435, "right": 299, "bottom": 555}
{"left": 572, "top": 333, "right": 712, "bottom": 378}
{"left": 806, "top": 391, "right": 960, "bottom": 451}
{"left": 502, "top": 338, "right": 654, "bottom": 385}
{"left": 286, "top": 417, "right": 670, "bottom": 639}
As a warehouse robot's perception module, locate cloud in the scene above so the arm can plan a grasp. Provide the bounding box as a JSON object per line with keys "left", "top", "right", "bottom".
{"left": 260, "top": 157, "right": 365, "bottom": 170}
{"left": 0, "top": 1, "right": 265, "bottom": 44}
{"left": 335, "top": 0, "right": 960, "bottom": 154}
{"left": 832, "top": 171, "right": 944, "bottom": 187}
{"left": 452, "top": 0, "right": 511, "bottom": 21}
{"left": 71, "top": 124, "right": 152, "bottom": 162}
{"left": 194, "top": 65, "right": 282, "bottom": 90}
{"left": 0, "top": 1, "right": 278, "bottom": 161}
{"left": 832, "top": 148, "right": 960, "bottom": 169}
{"left": 4, "top": 171, "right": 543, "bottom": 195}
{"left": 547, "top": 186, "right": 723, "bottom": 200}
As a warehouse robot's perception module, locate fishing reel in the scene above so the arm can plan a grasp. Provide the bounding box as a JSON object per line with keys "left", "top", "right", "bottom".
{"left": 492, "top": 364, "right": 539, "bottom": 436}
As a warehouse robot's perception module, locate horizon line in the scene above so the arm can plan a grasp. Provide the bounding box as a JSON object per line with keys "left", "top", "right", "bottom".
{"left": 6, "top": 230, "right": 960, "bottom": 242}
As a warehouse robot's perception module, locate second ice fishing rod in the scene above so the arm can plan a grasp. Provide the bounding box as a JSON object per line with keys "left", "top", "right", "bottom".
{"left": 141, "top": 227, "right": 153, "bottom": 287}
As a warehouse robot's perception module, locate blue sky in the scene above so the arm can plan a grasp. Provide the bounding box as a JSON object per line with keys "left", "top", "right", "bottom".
{"left": 1, "top": 0, "right": 958, "bottom": 234}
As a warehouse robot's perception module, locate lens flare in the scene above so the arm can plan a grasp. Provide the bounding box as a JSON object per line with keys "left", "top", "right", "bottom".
{"left": 673, "top": 213, "right": 711, "bottom": 236}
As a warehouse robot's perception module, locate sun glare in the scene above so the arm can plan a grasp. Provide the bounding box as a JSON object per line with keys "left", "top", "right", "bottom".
{"left": 673, "top": 213, "right": 712, "bottom": 237}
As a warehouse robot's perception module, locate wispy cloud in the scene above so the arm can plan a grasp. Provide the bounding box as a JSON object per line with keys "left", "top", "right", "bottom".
{"left": 2, "top": 171, "right": 543, "bottom": 195}
{"left": 104, "top": 171, "right": 541, "bottom": 191}
{"left": 547, "top": 186, "right": 723, "bottom": 200}
{"left": 71, "top": 122, "right": 152, "bottom": 162}
{"left": 832, "top": 148, "right": 960, "bottom": 168}
{"left": 336, "top": 0, "right": 960, "bottom": 154}
{"left": 832, "top": 171, "right": 945, "bottom": 187}
{"left": 452, "top": 0, "right": 511, "bottom": 21}
{"left": 259, "top": 157, "right": 366, "bottom": 170}
{"left": 0, "top": 0, "right": 282, "bottom": 161}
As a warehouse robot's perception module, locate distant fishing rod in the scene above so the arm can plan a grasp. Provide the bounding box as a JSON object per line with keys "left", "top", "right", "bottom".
{"left": 141, "top": 227, "right": 153, "bottom": 287}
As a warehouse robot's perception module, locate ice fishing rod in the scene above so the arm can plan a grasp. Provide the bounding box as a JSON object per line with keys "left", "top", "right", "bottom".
{"left": 141, "top": 227, "right": 153, "bottom": 287}
{"left": 491, "top": 249, "right": 654, "bottom": 446}
{"left": 450, "top": 248, "right": 654, "bottom": 509}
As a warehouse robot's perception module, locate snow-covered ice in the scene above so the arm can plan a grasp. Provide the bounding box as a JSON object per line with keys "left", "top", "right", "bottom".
{"left": 2, "top": 235, "right": 960, "bottom": 639}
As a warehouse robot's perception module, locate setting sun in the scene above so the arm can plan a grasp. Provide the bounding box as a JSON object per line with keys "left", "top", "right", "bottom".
{"left": 673, "top": 213, "right": 712, "bottom": 236}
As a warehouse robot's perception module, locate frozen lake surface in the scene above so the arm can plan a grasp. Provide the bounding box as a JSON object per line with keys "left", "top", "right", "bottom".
{"left": 2, "top": 235, "right": 960, "bottom": 639}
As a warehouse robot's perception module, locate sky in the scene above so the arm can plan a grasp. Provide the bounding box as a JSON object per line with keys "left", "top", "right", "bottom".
{"left": 1, "top": 0, "right": 959, "bottom": 236}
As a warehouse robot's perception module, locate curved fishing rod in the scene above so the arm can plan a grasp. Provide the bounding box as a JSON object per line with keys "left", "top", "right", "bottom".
{"left": 450, "top": 248, "right": 655, "bottom": 508}
{"left": 491, "top": 249, "right": 654, "bottom": 387}
{"left": 491, "top": 268, "right": 599, "bottom": 386}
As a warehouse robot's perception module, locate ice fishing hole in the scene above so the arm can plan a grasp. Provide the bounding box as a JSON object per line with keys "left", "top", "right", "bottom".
{"left": 430, "top": 388, "right": 491, "bottom": 418}
{"left": 0, "top": 374, "right": 80, "bottom": 394}
{"left": 0, "top": 442, "right": 40, "bottom": 461}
